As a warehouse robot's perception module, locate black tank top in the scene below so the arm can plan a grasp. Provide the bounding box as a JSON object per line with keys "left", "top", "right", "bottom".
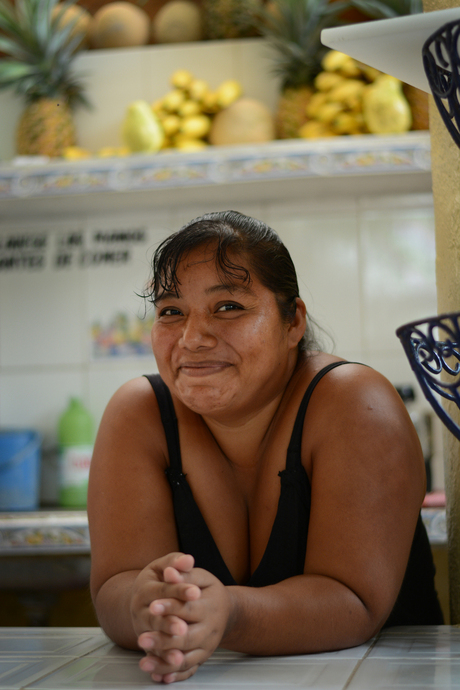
{"left": 144, "top": 361, "right": 443, "bottom": 626}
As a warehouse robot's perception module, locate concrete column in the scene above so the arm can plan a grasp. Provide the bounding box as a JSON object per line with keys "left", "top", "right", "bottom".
{"left": 423, "top": 0, "right": 460, "bottom": 623}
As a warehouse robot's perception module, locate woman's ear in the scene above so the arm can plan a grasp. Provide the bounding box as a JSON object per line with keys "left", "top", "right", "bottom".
{"left": 287, "top": 298, "right": 307, "bottom": 348}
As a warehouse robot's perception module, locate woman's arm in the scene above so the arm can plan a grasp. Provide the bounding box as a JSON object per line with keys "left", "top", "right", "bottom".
{"left": 134, "top": 364, "right": 426, "bottom": 679}
{"left": 87, "top": 376, "right": 184, "bottom": 649}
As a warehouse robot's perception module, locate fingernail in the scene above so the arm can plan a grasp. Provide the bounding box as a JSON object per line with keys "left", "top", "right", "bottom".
{"left": 150, "top": 602, "right": 166, "bottom": 614}
{"left": 142, "top": 659, "right": 156, "bottom": 672}
{"left": 139, "top": 638, "right": 155, "bottom": 651}
{"left": 152, "top": 674, "right": 163, "bottom": 683}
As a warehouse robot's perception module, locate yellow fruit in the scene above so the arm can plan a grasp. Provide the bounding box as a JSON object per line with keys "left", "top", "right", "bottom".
{"left": 180, "top": 114, "right": 211, "bottom": 138}
{"left": 305, "top": 92, "right": 328, "bottom": 118}
{"left": 201, "top": 91, "right": 220, "bottom": 114}
{"left": 314, "top": 72, "right": 344, "bottom": 92}
{"left": 299, "top": 121, "right": 335, "bottom": 139}
{"left": 215, "top": 79, "right": 243, "bottom": 108}
{"left": 339, "top": 59, "right": 361, "bottom": 78}
{"left": 97, "top": 146, "right": 130, "bottom": 157}
{"left": 178, "top": 100, "right": 202, "bottom": 117}
{"left": 327, "top": 80, "right": 365, "bottom": 107}
{"left": 90, "top": 2, "right": 150, "bottom": 48}
{"left": 315, "top": 101, "right": 343, "bottom": 125}
{"left": 209, "top": 97, "right": 275, "bottom": 146}
{"left": 362, "top": 75, "right": 412, "bottom": 134}
{"left": 122, "top": 100, "right": 164, "bottom": 152}
{"left": 62, "top": 146, "right": 91, "bottom": 160}
{"left": 152, "top": 0, "right": 203, "bottom": 43}
{"left": 188, "top": 78, "right": 209, "bottom": 101}
{"left": 162, "top": 114, "right": 182, "bottom": 136}
{"left": 16, "top": 98, "right": 76, "bottom": 157}
{"left": 174, "top": 136, "right": 208, "bottom": 151}
{"left": 151, "top": 98, "right": 165, "bottom": 113}
{"left": 170, "top": 69, "right": 194, "bottom": 89}
{"left": 331, "top": 113, "right": 363, "bottom": 135}
{"left": 321, "top": 50, "right": 350, "bottom": 72}
{"left": 358, "top": 63, "right": 382, "bottom": 82}
{"left": 162, "top": 89, "right": 186, "bottom": 112}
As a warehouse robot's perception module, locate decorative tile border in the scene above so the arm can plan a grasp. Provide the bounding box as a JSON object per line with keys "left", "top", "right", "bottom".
{"left": 0, "top": 133, "right": 431, "bottom": 201}
{"left": 0, "top": 504, "right": 446, "bottom": 556}
{"left": 421, "top": 507, "right": 447, "bottom": 546}
{"left": 0, "top": 511, "right": 90, "bottom": 555}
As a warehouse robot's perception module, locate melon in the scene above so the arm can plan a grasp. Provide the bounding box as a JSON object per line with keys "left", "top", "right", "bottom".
{"left": 152, "top": 0, "right": 203, "bottom": 44}
{"left": 209, "top": 97, "right": 275, "bottom": 146}
{"left": 90, "top": 2, "right": 150, "bottom": 49}
{"left": 52, "top": 4, "right": 91, "bottom": 49}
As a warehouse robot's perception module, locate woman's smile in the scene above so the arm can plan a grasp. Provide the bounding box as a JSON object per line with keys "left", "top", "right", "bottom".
{"left": 178, "top": 361, "right": 233, "bottom": 377}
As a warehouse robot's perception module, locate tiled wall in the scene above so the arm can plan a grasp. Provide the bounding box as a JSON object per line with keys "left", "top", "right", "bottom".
{"left": 0, "top": 189, "right": 443, "bottom": 494}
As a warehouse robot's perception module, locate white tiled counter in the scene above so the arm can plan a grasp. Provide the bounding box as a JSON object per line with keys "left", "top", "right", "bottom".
{"left": 0, "top": 626, "right": 459, "bottom": 689}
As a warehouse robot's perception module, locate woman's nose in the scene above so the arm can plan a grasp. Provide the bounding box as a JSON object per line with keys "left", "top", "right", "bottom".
{"left": 179, "top": 314, "right": 216, "bottom": 349}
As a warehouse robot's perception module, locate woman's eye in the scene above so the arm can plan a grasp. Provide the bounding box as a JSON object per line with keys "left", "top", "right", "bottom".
{"left": 159, "top": 307, "right": 182, "bottom": 317}
{"left": 216, "top": 303, "right": 243, "bottom": 313}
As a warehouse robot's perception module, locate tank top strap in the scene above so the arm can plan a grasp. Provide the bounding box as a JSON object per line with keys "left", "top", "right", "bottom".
{"left": 286, "top": 361, "right": 360, "bottom": 471}
{"left": 143, "top": 374, "right": 183, "bottom": 474}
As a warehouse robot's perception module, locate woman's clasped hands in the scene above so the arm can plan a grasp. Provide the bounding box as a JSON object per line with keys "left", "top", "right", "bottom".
{"left": 131, "top": 553, "right": 232, "bottom": 684}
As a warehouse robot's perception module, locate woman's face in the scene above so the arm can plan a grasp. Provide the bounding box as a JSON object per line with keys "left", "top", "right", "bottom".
{"left": 151, "top": 246, "right": 306, "bottom": 421}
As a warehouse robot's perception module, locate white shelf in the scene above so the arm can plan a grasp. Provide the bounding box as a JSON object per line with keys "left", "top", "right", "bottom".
{"left": 0, "top": 132, "right": 432, "bottom": 220}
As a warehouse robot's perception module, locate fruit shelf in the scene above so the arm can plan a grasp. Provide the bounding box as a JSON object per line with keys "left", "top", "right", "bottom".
{"left": 0, "top": 131, "right": 432, "bottom": 220}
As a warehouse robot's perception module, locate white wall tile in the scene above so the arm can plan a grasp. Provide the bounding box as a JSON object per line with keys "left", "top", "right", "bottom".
{"left": 0, "top": 369, "right": 86, "bottom": 444}
{"left": 359, "top": 201, "right": 437, "bottom": 353}
{"left": 89, "top": 361, "right": 158, "bottom": 428}
{"left": 0, "top": 223, "right": 87, "bottom": 368}
{"left": 265, "top": 200, "right": 361, "bottom": 355}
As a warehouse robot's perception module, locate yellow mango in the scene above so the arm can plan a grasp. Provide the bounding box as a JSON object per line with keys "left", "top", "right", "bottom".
{"left": 174, "top": 134, "right": 208, "bottom": 151}
{"left": 162, "top": 114, "right": 181, "bottom": 136}
{"left": 314, "top": 71, "right": 344, "bottom": 92}
{"left": 321, "top": 50, "right": 350, "bottom": 73}
{"left": 305, "top": 92, "right": 328, "bottom": 118}
{"left": 327, "top": 79, "right": 365, "bottom": 107}
{"left": 315, "top": 101, "right": 344, "bottom": 125}
{"left": 188, "top": 78, "right": 209, "bottom": 101}
{"left": 178, "top": 100, "right": 202, "bottom": 117}
{"left": 180, "top": 114, "right": 211, "bottom": 139}
{"left": 162, "top": 89, "right": 186, "bottom": 112}
{"left": 299, "top": 120, "right": 335, "bottom": 139}
{"left": 170, "top": 69, "right": 194, "bottom": 89}
{"left": 216, "top": 79, "right": 242, "bottom": 108}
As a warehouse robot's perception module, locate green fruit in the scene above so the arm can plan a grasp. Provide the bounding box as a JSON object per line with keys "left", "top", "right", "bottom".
{"left": 122, "top": 100, "right": 165, "bottom": 153}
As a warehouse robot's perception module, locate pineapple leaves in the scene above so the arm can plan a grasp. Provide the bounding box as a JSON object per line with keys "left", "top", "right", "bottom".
{"left": 0, "top": 35, "right": 31, "bottom": 61}
{"left": 0, "top": 0, "right": 88, "bottom": 106}
{"left": 258, "top": 0, "right": 355, "bottom": 89}
{"left": 0, "top": 59, "right": 40, "bottom": 90}
{"left": 347, "top": 0, "right": 423, "bottom": 18}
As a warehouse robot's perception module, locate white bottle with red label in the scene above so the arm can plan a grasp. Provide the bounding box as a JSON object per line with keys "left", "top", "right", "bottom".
{"left": 58, "top": 397, "right": 94, "bottom": 508}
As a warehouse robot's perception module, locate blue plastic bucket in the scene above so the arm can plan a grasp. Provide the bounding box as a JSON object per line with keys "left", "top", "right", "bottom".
{"left": 0, "top": 430, "right": 41, "bottom": 511}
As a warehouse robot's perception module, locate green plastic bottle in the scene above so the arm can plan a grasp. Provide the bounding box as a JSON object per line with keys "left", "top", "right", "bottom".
{"left": 58, "top": 397, "right": 94, "bottom": 508}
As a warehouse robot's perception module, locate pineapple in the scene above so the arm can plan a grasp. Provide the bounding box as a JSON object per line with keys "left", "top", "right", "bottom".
{"left": 0, "top": 0, "right": 89, "bottom": 157}
{"left": 348, "top": 0, "right": 428, "bottom": 130}
{"left": 203, "top": 0, "right": 262, "bottom": 40}
{"left": 258, "top": 0, "right": 351, "bottom": 139}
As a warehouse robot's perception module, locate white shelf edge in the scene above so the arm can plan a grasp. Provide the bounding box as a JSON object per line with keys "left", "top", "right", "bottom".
{"left": 0, "top": 132, "right": 431, "bottom": 204}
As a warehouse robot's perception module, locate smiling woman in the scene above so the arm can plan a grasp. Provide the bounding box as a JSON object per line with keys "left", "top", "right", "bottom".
{"left": 87, "top": 210, "right": 443, "bottom": 685}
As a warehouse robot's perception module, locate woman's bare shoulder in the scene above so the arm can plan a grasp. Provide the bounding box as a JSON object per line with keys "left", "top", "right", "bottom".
{"left": 294, "top": 353, "right": 402, "bottom": 407}
{"left": 94, "top": 374, "right": 167, "bottom": 464}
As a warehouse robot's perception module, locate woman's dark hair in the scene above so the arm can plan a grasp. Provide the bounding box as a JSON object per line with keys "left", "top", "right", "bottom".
{"left": 145, "top": 210, "right": 318, "bottom": 353}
